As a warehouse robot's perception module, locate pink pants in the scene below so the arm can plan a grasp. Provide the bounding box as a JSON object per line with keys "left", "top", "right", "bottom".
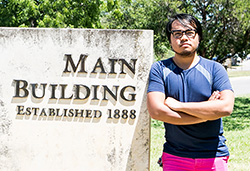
{"left": 162, "top": 152, "right": 229, "bottom": 171}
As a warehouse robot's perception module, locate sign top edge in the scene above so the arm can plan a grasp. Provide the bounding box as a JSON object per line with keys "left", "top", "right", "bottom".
{"left": 0, "top": 27, "right": 153, "bottom": 33}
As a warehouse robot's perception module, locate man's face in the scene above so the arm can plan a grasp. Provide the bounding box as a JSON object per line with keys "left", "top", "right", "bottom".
{"left": 170, "top": 20, "right": 200, "bottom": 57}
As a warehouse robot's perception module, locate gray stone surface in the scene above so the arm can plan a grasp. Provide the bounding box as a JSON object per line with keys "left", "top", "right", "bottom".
{"left": 0, "top": 28, "right": 153, "bottom": 171}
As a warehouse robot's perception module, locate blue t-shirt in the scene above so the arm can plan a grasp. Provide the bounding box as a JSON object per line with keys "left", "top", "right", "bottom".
{"left": 147, "top": 56, "right": 233, "bottom": 158}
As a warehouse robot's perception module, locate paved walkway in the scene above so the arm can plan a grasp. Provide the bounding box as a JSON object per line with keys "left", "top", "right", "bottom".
{"left": 230, "top": 76, "right": 250, "bottom": 96}
{"left": 228, "top": 59, "right": 250, "bottom": 96}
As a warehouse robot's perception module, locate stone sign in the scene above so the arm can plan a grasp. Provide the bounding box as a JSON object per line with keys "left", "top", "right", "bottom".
{"left": 0, "top": 28, "right": 153, "bottom": 170}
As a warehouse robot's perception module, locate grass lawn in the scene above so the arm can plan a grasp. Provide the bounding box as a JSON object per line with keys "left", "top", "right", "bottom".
{"left": 224, "top": 128, "right": 250, "bottom": 170}
{"left": 150, "top": 121, "right": 165, "bottom": 171}
{"left": 150, "top": 96, "right": 250, "bottom": 171}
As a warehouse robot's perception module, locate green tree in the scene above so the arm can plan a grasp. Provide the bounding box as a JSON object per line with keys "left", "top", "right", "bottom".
{"left": 181, "top": 0, "right": 250, "bottom": 61}
{"left": 101, "top": 0, "right": 181, "bottom": 60}
{"left": 1, "top": 0, "right": 248, "bottom": 61}
{"left": 0, "top": 0, "right": 102, "bottom": 28}
{"left": 102, "top": 0, "right": 250, "bottom": 61}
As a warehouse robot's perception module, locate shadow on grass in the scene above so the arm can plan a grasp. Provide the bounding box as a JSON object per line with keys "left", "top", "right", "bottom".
{"left": 223, "top": 97, "right": 250, "bottom": 131}
{"left": 151, "top": 119, "right": 164, "bottom": 129}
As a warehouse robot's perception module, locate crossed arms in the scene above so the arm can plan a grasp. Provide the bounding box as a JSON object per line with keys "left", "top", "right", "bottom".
{"left": 147, "top": 90, "right": 234, "bottom": 125}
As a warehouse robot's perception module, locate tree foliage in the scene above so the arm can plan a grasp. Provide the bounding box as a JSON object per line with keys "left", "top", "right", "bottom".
{"left": 102, "top": 0, "right": 250, "bottom": 61}
{"left": 0, "top": 0, "right": 102, "bottom": 28}
{"left": 181, "top": 0, "right": 250, "bottom": 61}
{"left": 0, "top": 0, "right": 249, "bottom": 61}
{"left": 101, "top": 0, "right": 181, "bottom": 60}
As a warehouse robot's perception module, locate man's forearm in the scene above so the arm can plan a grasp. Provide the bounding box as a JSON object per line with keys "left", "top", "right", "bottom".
{"left": 147, "top": 92, "right": 207, "bottom": 125}
{"left": 165, "top": 90, "right": 234, "bottom": 120}
{"left": 176, "top": 100, "right": 230, "bottom": 120}
{"left": 148, "top": 104, "right": 206, "bottom": 125}
{"left": 165, "top": 111, "right": 207, "bottom": 125}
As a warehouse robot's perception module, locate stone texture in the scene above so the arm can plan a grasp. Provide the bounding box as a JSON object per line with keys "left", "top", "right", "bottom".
{"left": 0, "top": 28, "right": 153, "bottom": 171}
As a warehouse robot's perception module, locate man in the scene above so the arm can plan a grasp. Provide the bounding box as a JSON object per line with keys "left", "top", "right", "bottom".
{"left": 147, "top": 13, "right": 234, "bottom": 171}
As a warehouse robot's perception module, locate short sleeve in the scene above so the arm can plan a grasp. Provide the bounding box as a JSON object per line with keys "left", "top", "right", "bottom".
{"left": 212, "top": 62, "right": 233, "bottom": 92}
{"left": 147, "top": 62, "right": 165, "bottom": 94}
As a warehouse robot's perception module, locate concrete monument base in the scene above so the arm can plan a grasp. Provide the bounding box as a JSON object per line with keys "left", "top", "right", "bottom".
{"left": 0, "top": 28, "right": 153, "bottom": 170}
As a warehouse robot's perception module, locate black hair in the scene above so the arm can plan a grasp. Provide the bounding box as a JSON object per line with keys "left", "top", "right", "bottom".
{"left": 166, "top": 13, "right": 203, "bottom": 42}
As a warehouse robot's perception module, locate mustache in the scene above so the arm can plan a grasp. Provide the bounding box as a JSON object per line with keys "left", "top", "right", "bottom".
{"left": 179, "top": 42, "right": 191, "bottom": 46}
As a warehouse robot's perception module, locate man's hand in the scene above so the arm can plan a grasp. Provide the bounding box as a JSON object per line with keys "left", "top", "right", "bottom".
{"left": 208, "top": 90, "right": 221, "bottom": 101}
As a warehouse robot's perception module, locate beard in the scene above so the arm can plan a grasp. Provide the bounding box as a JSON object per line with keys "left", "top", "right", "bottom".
{"left": 172, "top": 46, "right": 198, "bottom": 57}
{"left": 175, "top": 50, "right": 194, "bottom": 56}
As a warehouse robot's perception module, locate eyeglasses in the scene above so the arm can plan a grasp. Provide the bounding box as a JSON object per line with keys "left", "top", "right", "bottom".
{"left": 171, "top": 29, "right": 197, "bottom": 39}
